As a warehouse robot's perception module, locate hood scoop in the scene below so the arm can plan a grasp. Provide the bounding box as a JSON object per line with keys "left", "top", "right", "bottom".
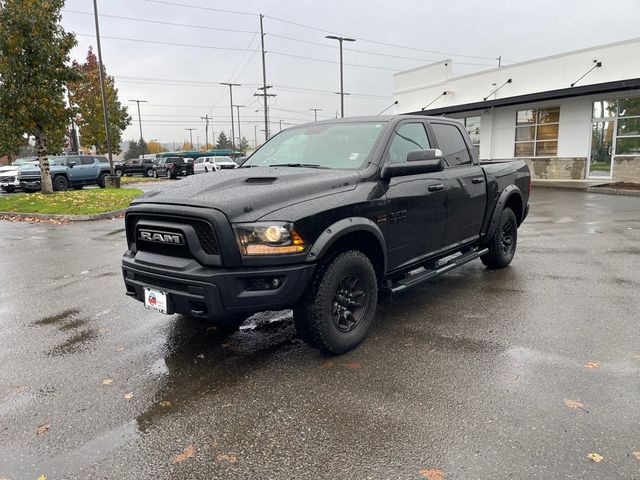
{"left": 245, "top": 177, "right": 278, "bottom": 184}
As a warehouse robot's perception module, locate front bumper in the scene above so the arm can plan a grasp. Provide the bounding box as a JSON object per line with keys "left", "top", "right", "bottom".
{"left": 19, "top": 178, "right": 41, "bottom": 190}
{"left": 0, "top": 178, "right": 20, "bottom": 190}
{"left": 122, "top": 252, "right": 315, "bottom": 319}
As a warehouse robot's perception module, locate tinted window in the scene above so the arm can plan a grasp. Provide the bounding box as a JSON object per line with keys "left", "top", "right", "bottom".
{"left": 431, "top": 123, "right": 471, "bottom": 166}
{"left": 81, "top": 156, "right": 94, "bottom": 165}
{"left": 387, "top": 123, "right": 430, "bottom": 164}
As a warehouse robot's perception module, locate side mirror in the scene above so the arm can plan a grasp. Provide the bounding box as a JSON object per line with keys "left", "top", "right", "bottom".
{"left": 380, "top": 149, "right": 444, "bottom": 180}
{"left": 68, "top": 161, "right": 76, "bottom": 168}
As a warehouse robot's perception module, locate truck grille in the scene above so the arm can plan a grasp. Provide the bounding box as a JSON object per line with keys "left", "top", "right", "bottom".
{"left": 126, "top": 213, "right": 220, "bottom": 255}
{"left": 132, "top": 273, "right": 190, "bottom": 292}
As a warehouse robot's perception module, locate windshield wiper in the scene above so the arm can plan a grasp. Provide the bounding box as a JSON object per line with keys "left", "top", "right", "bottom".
{"left": 269, "top": 163, "right": 326, "bottom": 169}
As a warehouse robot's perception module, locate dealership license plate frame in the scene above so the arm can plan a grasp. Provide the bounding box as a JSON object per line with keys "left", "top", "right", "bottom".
{"left": 144, "top": 287, "right": 169, "bottom": 314}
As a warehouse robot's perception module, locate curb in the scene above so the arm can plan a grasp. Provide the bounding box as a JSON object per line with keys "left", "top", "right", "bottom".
{"left": 585, "top": 187, "right": 640, "bottom": 197}
{"left": 0, "top": 208, "right": 127, "bottom": 222}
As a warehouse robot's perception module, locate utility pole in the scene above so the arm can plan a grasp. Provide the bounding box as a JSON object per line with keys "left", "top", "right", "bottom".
{"left": 201, "top": 114, "right": 211, "bottom": 150}
{"left": 185, "top": 128, "right": 196, "bottom": 150}
{"left": 325, "top": 35, "right": 356, "bottom": 118}
{"left": 309, "top": 108, "right": 322, "bottom": 122}
{"left": 92, "top": 0, "right": 115, "bottom": 181}
{"left": 259, "top": 14, "right": 269, "bottom": 141}
{"left": 254, "top": 87, "right": 276, "bottom": 139}
{"left": 129, "top": 99, "right": 147, "bottom": 150}
{"left": 497, "top": 56, "right": 502, "bottom": 67}
{"left": 220, "top": 82, "right": 240, "bottom": 154}
{"left": 233, "top": 105, "right": 244, "bottom": 147}
{"left": 254, "top": 124, "right": 257, "bottom": 148}
{"left": 279, "top": 120, "right": 282, "bottom": 132}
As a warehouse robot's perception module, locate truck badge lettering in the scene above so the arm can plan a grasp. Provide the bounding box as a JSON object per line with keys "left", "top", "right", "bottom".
{"left": 139, "top": 230, "right": 184, "bottom": 245}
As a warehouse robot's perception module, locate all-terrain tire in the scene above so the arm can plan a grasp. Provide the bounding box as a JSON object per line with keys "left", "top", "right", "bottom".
{"left": 481, "top": 207, "right": 518, "bottom": 269}
{"left": 97, "top": 172, "right": 108, "bottom": 188}
{"left": 293, "top": 250, "right": 378, "bottom": 354}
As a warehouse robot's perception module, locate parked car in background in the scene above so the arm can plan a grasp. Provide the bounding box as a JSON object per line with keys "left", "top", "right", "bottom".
{"left": 18, "top": 155, "right": 111, "bottom": 192}
{"left": 0, "top": 158, "right": 38, "bottom": 192}
{"left": 193, "top": 156, "right": 237, "bottom": 173}
{"left": 115, "top": 158, "right": 155, "bottom": 177}
{"left": 152, "top": 157, "right": 194, "bottom": 179}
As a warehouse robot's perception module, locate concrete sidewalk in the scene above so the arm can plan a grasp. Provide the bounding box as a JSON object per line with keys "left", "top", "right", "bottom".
{"left": 532, "top": 179, "right": 608, "bottom": 190}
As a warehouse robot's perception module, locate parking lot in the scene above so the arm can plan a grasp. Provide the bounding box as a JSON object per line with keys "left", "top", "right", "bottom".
{"left": 0, "top": 188, "right": 639, "bottom": 479}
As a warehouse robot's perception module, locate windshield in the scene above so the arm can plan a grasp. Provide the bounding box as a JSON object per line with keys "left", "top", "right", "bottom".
{"left": 243, "top": 121, "right": 385, "bottom": 169}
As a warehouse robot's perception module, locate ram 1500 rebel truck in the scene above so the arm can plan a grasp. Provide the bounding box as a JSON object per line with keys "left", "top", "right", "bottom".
{"left": 19, "top": 155, "right": 112, "bottom": 191}
{"left": 122, "top": 116, "right": 530, "bottom": 354}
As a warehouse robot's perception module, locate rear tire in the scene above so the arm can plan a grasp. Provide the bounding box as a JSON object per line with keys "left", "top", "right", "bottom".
{"left": 115, "top": 169, "right": 123, "bottom": 177}
{"left": 293, "top": 250, "right": 378, "bottom": 354}
{"left": 53, "top": 175, "right": 69, "bottom": 192}
{"left": 481, "top": 207, "right": 518, "bottom": 269}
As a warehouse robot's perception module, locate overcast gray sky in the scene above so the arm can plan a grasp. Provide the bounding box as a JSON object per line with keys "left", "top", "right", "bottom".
{"left": 61, "top": 0, "right": 640, "bottom": 148}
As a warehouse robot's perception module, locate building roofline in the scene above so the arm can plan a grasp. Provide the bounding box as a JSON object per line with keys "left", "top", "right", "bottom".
{"left": 394, "top": 37, "right": 640, "bottom": 83}
{"left": 408, "top": 78, "right": 640, "bottom": 116}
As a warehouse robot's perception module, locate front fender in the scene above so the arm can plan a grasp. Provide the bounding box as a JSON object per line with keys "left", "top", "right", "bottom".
{"left": 306, "top": 217, "right": 387, "bottom": 275}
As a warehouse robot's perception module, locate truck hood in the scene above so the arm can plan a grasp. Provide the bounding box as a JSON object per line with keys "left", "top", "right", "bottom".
{"left": 18, "top": 164, "right": 66, "bottom": 176}
{"left": 133, "top": 166, "right": 361, "bottom": 222}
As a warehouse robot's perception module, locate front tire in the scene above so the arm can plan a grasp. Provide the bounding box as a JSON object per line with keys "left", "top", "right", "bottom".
{"left": 2, "top": 186, "right": 16, "bottom": 193}
{"left": 481, "top": 207, "right": 518, "bottom": 268}
{"left": 53, "top": 175, "right": 69, "bottom": 192}
{"left": 97, "top": 173, "right": 108, "bottom": 188}
{"left": 293, "top": 250, "right": 378, "bottom": 354}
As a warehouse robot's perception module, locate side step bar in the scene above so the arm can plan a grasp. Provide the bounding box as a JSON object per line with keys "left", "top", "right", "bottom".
{"left": 389, "top": 248, "right": 489, "bottom": 294}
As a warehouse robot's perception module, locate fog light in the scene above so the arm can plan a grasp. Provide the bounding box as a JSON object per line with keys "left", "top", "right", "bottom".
{"left": 271, "top": 278, "right": 281, "bottom": 288}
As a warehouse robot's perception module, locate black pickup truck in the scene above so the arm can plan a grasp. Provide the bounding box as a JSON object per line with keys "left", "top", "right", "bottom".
{"left": 122, "top": 116, "right": 530, "bottom": 353}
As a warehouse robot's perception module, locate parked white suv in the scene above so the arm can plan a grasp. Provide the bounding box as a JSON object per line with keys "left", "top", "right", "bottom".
{"left": 194, "top": 156, "right": 237, "bottom": 173}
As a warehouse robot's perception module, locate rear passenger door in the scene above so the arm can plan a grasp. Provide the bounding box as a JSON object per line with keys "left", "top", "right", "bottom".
{"left": 429, "top": 121, "right": 487, "bottom": 248}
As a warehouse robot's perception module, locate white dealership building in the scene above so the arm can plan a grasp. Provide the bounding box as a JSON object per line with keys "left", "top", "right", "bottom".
{"left": 393, "top": 38, "right": 640, "bottom": 181}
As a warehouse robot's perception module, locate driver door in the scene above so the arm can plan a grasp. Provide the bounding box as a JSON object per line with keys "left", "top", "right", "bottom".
{"left": 383, "top": 121, "right": 446, "bottom": 271}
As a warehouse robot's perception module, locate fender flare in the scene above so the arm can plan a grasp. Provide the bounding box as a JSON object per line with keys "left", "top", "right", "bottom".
{"left": 484, "top": 185, "right": 523, "bottom": 241}
{"left": 306, "top": 217, "right": 387, "bottom": 275}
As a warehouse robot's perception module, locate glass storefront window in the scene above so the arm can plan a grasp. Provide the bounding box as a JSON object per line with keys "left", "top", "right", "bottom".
{"left": 514, "top": 106, "right": 559, "bottom": 157}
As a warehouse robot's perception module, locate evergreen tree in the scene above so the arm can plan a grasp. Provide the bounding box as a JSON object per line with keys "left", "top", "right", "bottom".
{"left": 238, "top": 136, "right": 250, "bottom": 153}
{"left": 215, "top": 131, "right": 231, "bottom": 149}
{"left": 0, "top": 0, "right": 79, "bottom": 193}
{"left": 123, "top": 139, "right": 148, "bottom": 160}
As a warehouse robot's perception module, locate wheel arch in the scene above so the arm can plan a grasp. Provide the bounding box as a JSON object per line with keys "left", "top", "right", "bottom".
{"left": 484, "top": 186, "right": 524, "bottom": 241}
{"left": 306, "top": 217, "right": 387, "bottom": 280}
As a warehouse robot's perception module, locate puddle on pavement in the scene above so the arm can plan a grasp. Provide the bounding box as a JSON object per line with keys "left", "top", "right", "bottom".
{"left": 33, "top": 308, "right": 80, "bottom": 326}
{"left": 48, "top": 329, "right": 99, "bottom": 356}
{"left": 58, "top": 318, "right": 89, "bottom": 331}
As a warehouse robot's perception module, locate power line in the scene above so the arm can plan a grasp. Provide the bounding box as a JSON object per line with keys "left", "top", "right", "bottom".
{"left": 75, "top": 33, "right": 256, "bottom": 52}
{"left": 269, "top": 51, "right": 400, "bottom": 72}
{"left": 143, "top": 0, "right": 256, "bottom": 17}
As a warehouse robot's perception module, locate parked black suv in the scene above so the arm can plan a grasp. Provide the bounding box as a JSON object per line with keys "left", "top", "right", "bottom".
{"left": 123, "top": 116, "right": 530, "bottom": 353}
{"left": 115, "top": 158, "right": 155, "bottom": 177}
{"left": 152, "top": 157, "right": 194, "bottom": 179}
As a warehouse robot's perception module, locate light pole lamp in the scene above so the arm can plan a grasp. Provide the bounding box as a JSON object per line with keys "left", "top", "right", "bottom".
{"left": 309, "top": 108, "right": 322, "bottom": 122}
{"left": 325, "top": 35, "right": 356, "bottom": 118}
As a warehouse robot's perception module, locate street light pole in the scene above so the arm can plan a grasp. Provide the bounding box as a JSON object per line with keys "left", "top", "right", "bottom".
{"left": 201, "top": 114, "right": 211, "bottom": 150}
{"left": 254, "top": 124, "right": 257, "bottom": 148}
{"left": 129, "top": 99, "right": 147, "bottom": 154}
{"left": 185, "top": 128, "right": 196, "bottom": 150}
{"left": 309, "top": 108, "right": 322, "bottom": 122}
{"left": 92, "top": 0, "right": 115, "bottom": 179}
{"left": 234, "top": 105, "right": 244, "bottom": 147}
{"left": 325, "top": 35, "right": 355, "bottom": 118}
{"left": 220, "top": 82, "right": 241, "bottom": 154}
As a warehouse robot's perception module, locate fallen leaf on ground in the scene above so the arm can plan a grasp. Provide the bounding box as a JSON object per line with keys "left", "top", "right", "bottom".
{"left": 587, "top": 452, "right": 604, "bottom": 462}
{"left": 196, "top": 354, "right": 205, "bottom": 359}
{"left": 321, "top": 360, "right": 334, "bottom": 369}
{"left": 98, "top": 328, "right": 110, "bottom": 334}
{"left": 632, "top": 451, "right": 640, "bottom": 460}
{"left": 216, "top": 451, "right": 238, "bottom": 463}
{"left": 124, "top": 392, "right": 134, "bottom": 400}
{"left": 419, "top": 468, "right": 444, "bottom": 480}
{"left": 102, "top": 378, "right": 113, "bottom": 385}
{"left": 159, "top": 400, "right": 172, "bottom": 408}
{"left": 115, "top": 346, "right": 124, "bottom": 352}
{"left": 173, "top": 445, "right": 195, "bottom": 463}
{"left": 584, "top": 362, "right": 601, "bottom": 369}
{"left": 563, "top": 399, "right": 589, "bottom": 412}
{"left": 346, "top": 361, "right": 361, "bottom": 369}
{"left": 37, "top": 475, "right": 47, "bottom": 480}
{"left": 35, "top": 423, "right": 50, "bottom": 435}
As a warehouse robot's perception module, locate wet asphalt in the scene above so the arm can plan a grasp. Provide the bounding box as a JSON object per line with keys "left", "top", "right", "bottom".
{"left": 0, "top": 188, "right": 639, "bottom": 479}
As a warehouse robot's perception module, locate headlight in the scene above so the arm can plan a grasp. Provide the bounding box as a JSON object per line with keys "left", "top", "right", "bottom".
{"left": 234, "top": 222, "right": 308, "bottom": 255}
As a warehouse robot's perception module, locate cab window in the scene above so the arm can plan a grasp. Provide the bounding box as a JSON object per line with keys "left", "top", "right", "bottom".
{"left": 387, "top": 123, "right": 430, "bottom": 164}
{"left": 431, "top": 123, "right": 472, "bottom": 166}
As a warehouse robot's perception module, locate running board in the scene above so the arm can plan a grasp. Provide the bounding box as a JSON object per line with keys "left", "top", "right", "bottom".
{"left": 389, "top": 248, "right": 489, "bottom": 294}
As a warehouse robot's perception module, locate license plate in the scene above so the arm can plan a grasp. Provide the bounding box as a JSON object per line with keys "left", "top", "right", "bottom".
{"left": 144, "top": 288, "right": 168, "bottom": 314}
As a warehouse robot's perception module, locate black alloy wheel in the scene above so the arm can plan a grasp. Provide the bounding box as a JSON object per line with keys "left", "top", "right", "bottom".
{"left": 332, "top": 274, "right": 366, "bottom": 333}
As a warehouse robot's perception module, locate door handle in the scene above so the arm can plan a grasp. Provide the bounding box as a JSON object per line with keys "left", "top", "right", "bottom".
{"left": 471, "top": 177, "right": 485, "bottom": 184}
{"left": 428, "top": 184, "right": 444, "bottom": 192}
